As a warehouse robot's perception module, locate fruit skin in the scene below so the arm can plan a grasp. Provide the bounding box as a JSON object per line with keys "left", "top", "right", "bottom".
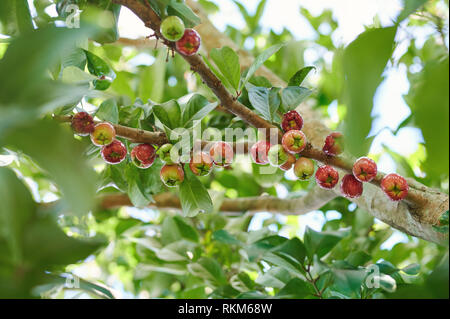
{"left": 315, "top": 165, "right": 339, "bottom": 189}
{"left": 380, "top": 173, "right": 409, "bottom": 201}
{"left": 282, "top": 130, "right": 307, "bottom": 154}
{"left": 280, "top": 153, "right": 296, "bottom": 171}
{"left": 90, "top": 122, "right": 116, "bottom": 146}
{"left": 189, "top": 152, "right": 213, "bottom": 176}
{"left": 176, "top": 28, "right": 201, "bottom": 56}
{"left": 251, "top": 141, "right": 271, "bottom": 165}
{"left": 160, "top": 16, "right": 185, "bottom": 41}
{"left": 352, "top": 157, "right": 377, "bottom": 182}
{"left": 268, "top": 144, "right": 289, "bottom": 167}
{"left": 322, "top": 132, "right": 344, "bottom": 156}
{"left": 209, "top": 141, "right": 234, "bottom": 167}
{"left": 101, "top": 140, "right": 127, "bottom": 164}
{"left": 157, "top": 144, "right": 175, "bottom": 164}
{"left": 71, "top": 112, "right": 95, "bottom": 136}
{"left": 340, "top": 174, "right": 363, "bottom": 198}
{"left": 131, "top": 143, "right": 156, "bottom": 169}
{"left": 294, "top": 157, "right": 315, "bottom": 180}
{"left": 160, "top": 164, "right": 185, "bottom": 187}
{"left": 281, "top": 110, "right": 304, "bottom": 132}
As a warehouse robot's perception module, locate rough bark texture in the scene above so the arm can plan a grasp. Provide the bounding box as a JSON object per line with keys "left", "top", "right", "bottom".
{"left": 104, "top": 0, "right": 448, "bottom": 244}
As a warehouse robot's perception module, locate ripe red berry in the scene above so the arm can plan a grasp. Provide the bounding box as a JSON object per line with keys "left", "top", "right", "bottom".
{"left": 90, "top": 122, "right": 116, "bottom": 146}
{"left": 160, "top": 16, "right": 185, "bottom": 41}
{"left": 315, "top": 165, "right": 339, "bottom": 189}
{"left": 131, "top": 143, "right": 156, "bottom": 169}
{"left": 282, "top": 130, "right": 307, "bottom": 154}
{"left": 160, "top": 164, "right": 185, "bottom": 187}
{"left": 190, "top": 152, "right": 214, "bottom": 176}
{"left": 380, "top": 173, "right": 409, "bottom": 201}
{"left": 71, "top": 112, "right": 95, "bottom": 136}
{"left": 176, "top": 28, "right": 201, "bottom": 56}
{"left": 353, "top": 157, "right": 377, "bottom": 182}
{"left": 281, "top": 110, "right": 303, "bottom": 132}
{"left": 294, "top": 157, "right": 315, "bottom": 180}
{"left": 210, "top": 141, "right": 234, "bottom": 167}
{"left": 268, "top": 144, "right": 289, "bottom": 167}
{"left": 322, "top": 132, "right": 344, "bottom": 156}
{"left": 251, "top": 141, "right": 271, "bottom": 165}
{"left": 101, "top": 140, "right": 127, "bottom": 164}
{"left": 340, "top": 174, "right": 363, "bottom": 198}
{"left": 280, "top": 153, "right": 296, "bottom": 171}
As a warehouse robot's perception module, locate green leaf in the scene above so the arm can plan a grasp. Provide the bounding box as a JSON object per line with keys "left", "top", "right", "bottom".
{"left": 181, "top": 94, "right": 218, "bottom": 128}
{"left": 96, "top": 98, "right": 119, "bottom": 124}
{"left": 288, "top": 66, "right": 316, "bottom": 86}
{"left": 247, "top": 86, "right": 281, "bottom": 122}
{"left": 345, "top": 251, "right": 371, "bottom": 267}
{"left": 276, "top": 278, "right": 314, "bottom": 299}
{"left": 1, "top": 120, "right": 97, "bottom": 216}
{"left": 401, "top": 263, "right": 420, "bottom": 275}
{"left": 187, "top": 257, "right": 227, "bottom": 287}
{"left": 210, "top": 46, "right": 241, "bottom": 91}
{"left": 126, "top": 164, "right": 152, "bottom": 208}
{"left": 153, "top": 100, "right": 182, "bottom": 130}
{"left": 179, "top": 168, "right": 213, "bottom": 217}
{"left": 343, "top": 26, "right": 397, "bottom": 156}
{"left": 84, "top": 49, "right": 116, "bottom": 90}
{"left": 281, "top": 86, "right": 312, "bottom": 111}
{"left": 0, "top": 0, "right": 33, "bottom": 36}
{"left": 397, "top": 0, "right": 428, "bottom": 23}
{"left": 255, "top": 267, "right": 291, "bottom": 289}
{"left": 167, "top": 0, "right": 201, "bottom": 28}
{"left": 330, "top": 269, "right": 366, "bottom": 298}
{"left": 61, "top": 66, "right": 97, "bottom": 84}
{"left": 241, "top": 44, "right": 285, "bottom": 90}
{"left": 304, "top": 227, "right": 349, "bottom": 259}
{"left": 161, "top": 215, "right": 199, "bottom": 244}
{"left": 212, "top": 229, "right": 241, "bottom": 245}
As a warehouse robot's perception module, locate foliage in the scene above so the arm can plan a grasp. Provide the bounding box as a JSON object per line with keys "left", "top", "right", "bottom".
{"left": 0, "top": 0, "right": 448, "bottom": 299}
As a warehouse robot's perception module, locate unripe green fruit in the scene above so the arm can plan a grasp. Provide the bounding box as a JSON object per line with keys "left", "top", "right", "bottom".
{"left": 268, "top": 144, "right": 289, "bottom": 167}
{"left": 157, "top": 144, "right": 174, "bottom": 164}
{"left": 294, "top": 157, "right": 315, "bottom": 180}
{"left": 160, "top": 16, "right": 185, "bottom": 42}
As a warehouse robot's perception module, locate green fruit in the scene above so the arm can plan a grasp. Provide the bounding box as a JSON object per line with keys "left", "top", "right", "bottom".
{"left": 157, "top": 144, "right": 174, "bottom": 164}
{"left": 160, "top": 16, "right": 185, "bottom": 42}
{"left": 268, "top": 144, "right": 289, "bottom": 167}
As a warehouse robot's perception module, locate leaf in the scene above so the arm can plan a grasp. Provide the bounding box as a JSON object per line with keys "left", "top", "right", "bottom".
{"left": 161, "top": 215, "right": 199, "bottom": 245}
{"left": 256, "top": 267, "right": 291, "bottom": 289}
{"left": 210, "top": 46, "right": 241, "bottom": 91}
{"left": 281, "top": 86, "right": 312, "bottom": 111}
{"left": 397, "top": 0, "right": 428, "bottom": 23}
{"left": 378, "top": 274, "right": 397, "bottom": 293}
{"left": 84, "top": 49, "right": 116, "bottom": 90}
{"left": 343, "top": 26, "right": 397, "bottom": 156}
{"left": 153, "top": 100, "right": 182, "bottom": 130}
{"left": 0, "top": 0, "right": 33, "bottom": 36}
{"left": 179, "top": 168, "right": 213, "bottom": 217}
{"left": 181, "top": 94, "right": 218, "bottom": 128}
{"left": 167, "top": 0, "right": 201, "bottom": 28}
{"left": 330, "top": 269, "right": 366, "bottom": 298}
{"left": 241, "top": 44, "right": 285, "bottom": 90}
{"left": 61, "top": 66, "right": 97, "bottom": 84}
{"left": 276, "top": 278, "right": 314, "bottom": 299}
{"left": 304, "top": 227, "right": 349, "bottom": 258}
{"left": 401, "top": 263, "right": 420, "bottom": 276}
{"left": 288, "top": 66, "right": 316, "bottom": 86}
{"left": 126, "top": 164, "right": 152, "bottom": 209}
{"left": 1, "top": 120, "right": 97, "bottom": 216}
{"left": 187, "top": 257, "right": 227, "bottom": 287}
{"left": 247, "top": 86, "right": 281, "bottom": 122}
{"left": 212, "top": 230, "right": 241, "bottom": 245}
{"left": 96, "top": 99, "right": 119, "bottom": 124}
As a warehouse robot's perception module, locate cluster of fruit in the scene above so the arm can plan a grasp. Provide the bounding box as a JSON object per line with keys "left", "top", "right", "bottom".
{"left": 249, "top": 110, "right": 409, "bottom": 202}
{"left": 160, "top": 16, "right": 201, "bottom": 56}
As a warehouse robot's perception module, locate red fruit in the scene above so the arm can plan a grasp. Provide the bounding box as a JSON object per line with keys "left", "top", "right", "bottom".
{"left": 190, "top": 152, "right": 213, "bottom": 176}
{"left": 251, "top": 141, "right": 271, "bottom": 165}
{"left": 353, "top": 157, "right": 377, "bottom": 182}
{"left": 281, "top": 110, "right": 303, "bottom": 132}
{"left": 280, "top": 153, "right": 296, "bottom": 171}
{"left": 340, "top": 174, "right": 363, "bottom": 198}
{"left": 322, "top": 132, "right": 344, "bottom": 156}
{"left": 209, "top": 141, "right": 234, "bottom": 167}
{"left": 71, "top": 112, "right": 95, "bottom": 136}
{"left": 131, "top": 143, "right": 156, "bottom": 169}
{"left": 315, "top": 165, "right": 339, "bottom": 189}
{"left": 90, "top": 122, "right": 116, "bottom": 146}
{"left": 176, "top": 28, "right": 201, "bottom": 56}
{"left": 101, "top": 140, "right": 127, "bottom": 164}
{"left": 381, "top": 173, "right": 409, "bottom": 201}
{"left": 160, "top": 164, "right": 185, "bottom": 187}
{"left": 294, "top": 157, "right": 315, "bottom": 180}
{"left": 282, "top": 130, "right": 307, "bottom": 154}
